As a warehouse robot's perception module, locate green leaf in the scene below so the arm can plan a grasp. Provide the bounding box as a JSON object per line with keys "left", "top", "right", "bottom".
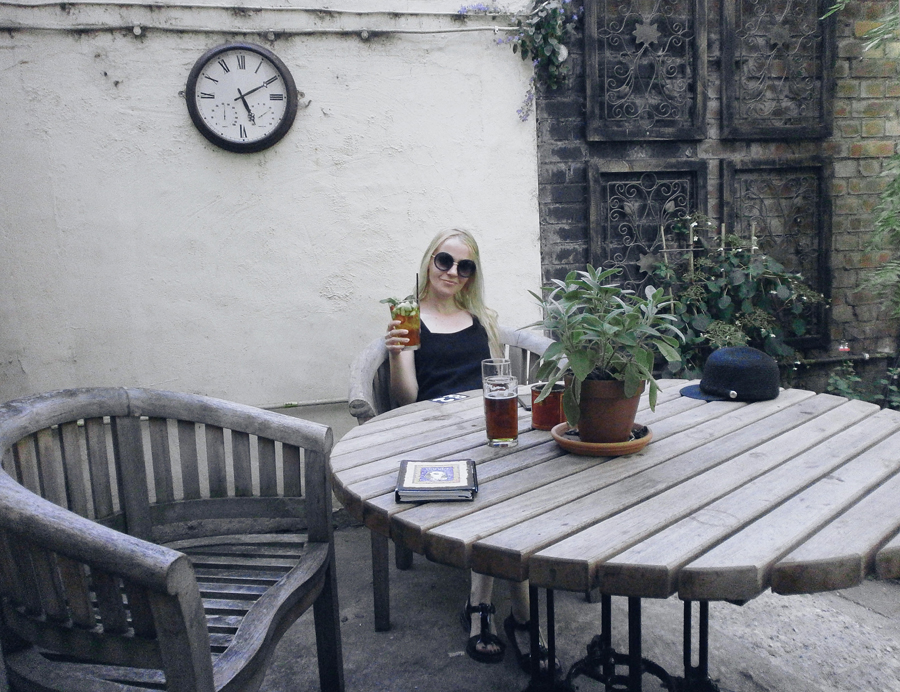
{"left": 562, "top": 386, "right": 580, "bottom": 426}
{"left": 567, "top": 350, "right": 596, "bottom": 382}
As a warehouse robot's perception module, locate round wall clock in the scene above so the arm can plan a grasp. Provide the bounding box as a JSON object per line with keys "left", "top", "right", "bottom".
{"left": 185, "top": 43, "right": 299, "bottom": 153}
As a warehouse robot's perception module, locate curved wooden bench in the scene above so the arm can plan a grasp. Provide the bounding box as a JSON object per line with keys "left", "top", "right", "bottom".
{"left": 0, "top": 388, "right": 343, "bottom": 692}
{"left": 347, "top": 325, "right": 554, "bottom": 630}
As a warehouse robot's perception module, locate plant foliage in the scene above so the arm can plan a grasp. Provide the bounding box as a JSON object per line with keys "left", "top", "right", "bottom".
{"left": 511, "top": 0, "right": 581, "bottom": 90}
{"left": 650, "top": 214, "right": 826, "bottom": 377}
{"left": 861, "top": 155, "right": 900, "bottom": 317}
{"left": 529, "top": 266, "right": 683, "bottom": 425}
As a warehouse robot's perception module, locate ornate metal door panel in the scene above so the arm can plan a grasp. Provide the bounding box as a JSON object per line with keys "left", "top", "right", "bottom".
{"left": 721, "top": 157, "right": 831, "bottom": 347}
{"left": 590, "top": 160, "right": 708, "bottom": 292}
{"left": 722, "top": 0, "right": 836, "bottom": 139}
{"left": 585, "top": 0, "right": 707, "bottom": 141}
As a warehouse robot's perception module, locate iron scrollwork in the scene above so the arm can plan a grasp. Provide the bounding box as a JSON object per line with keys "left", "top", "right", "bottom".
{"left": 722, "top": 0, "right": 836, "bottom": 139}
{"left": 722, "top": 158, "right": 832, "bottom": 348}
{"left": 586, "top": 0, "right": 707, "bottom": 140}
{"left": 590, "top": 161, "right": 708, "bottom": 293}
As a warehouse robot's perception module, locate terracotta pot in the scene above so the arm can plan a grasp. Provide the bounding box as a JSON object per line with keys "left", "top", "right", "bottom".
{"left": 576, "top": 378, "right": 645, "bottom": 444}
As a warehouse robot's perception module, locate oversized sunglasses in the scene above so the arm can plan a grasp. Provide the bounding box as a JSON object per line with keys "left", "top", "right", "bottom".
{"left": 432, "top": 252, "right": 477, "bottom": 278}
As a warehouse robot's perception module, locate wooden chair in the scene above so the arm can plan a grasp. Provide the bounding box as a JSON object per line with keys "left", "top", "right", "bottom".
{"left": 347, "top": 324, "right": 554, "bottom": 630}
{"left": 0, "top": 387, "right": 344, "bottom": 692}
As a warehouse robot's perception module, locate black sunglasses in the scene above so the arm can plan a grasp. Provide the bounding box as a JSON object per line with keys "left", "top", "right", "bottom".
{"left": 432, "top": 252, "right": 477, "bottom": 278}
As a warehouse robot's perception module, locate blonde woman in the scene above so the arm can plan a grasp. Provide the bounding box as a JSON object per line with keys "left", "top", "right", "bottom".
{"left": 385, "top": 229, "right": 558, "bottom": 674}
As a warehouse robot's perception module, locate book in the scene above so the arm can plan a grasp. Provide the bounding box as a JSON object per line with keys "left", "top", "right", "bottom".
{"left": 394, "top": 459, "right": 478, "bottom": 503}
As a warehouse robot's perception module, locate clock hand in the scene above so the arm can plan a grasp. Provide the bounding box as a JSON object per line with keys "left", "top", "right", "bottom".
{"left": 236, "top": 88, "right": 255, "bottom": 124}
{"left": 232, "top": 77, "right": 278, "bottom": 103}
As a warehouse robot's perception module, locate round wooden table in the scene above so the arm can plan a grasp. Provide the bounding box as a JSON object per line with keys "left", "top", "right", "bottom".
{"left": 330, "top": 379, "right": 900, "bottom": 690}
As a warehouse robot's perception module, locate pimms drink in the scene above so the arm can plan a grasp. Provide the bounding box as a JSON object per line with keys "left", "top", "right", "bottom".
{"left": 484, "top": 376, "right": 518, "bottom": 447}
{"left": 531, "top": 382, "right": 565, "bottom": 431}
{"left": 390, "top": 300, "right": 420, "bottom": 350}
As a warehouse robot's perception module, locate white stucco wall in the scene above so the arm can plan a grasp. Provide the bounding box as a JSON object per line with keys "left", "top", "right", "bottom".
{"left": 0, "top": 1, "right": 541, "bottom": 406}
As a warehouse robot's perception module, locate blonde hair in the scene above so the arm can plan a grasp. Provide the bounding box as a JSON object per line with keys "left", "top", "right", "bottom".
{"left": 417, "top": 228, "right": 502, "bottom": 358}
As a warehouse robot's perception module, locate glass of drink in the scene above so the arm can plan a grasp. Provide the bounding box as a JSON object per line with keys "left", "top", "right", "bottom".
{"left": 481, "top": 358, "right": 511, "bottom": 381}
{"left": 531, "top": 382, "right": 565, "bottom": 431}
{"left": 389, "top": 298, "right": 420, "bottom": 351}
{"left": 484, "top": 375, "right": 519, "bottom": 447}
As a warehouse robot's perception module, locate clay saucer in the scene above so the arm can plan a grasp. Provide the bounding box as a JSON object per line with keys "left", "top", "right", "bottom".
{"left": 550, "top": 422, "right": 652, "bottom": 457}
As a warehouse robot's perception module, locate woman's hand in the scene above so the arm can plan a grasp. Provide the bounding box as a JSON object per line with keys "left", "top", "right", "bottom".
{"left": 385, "top": 319, "right": 409, "bottom": 354}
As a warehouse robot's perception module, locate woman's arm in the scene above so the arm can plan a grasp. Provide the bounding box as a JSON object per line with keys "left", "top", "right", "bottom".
{"left": 386, "top": 318, "right": 418, "bottom": 405}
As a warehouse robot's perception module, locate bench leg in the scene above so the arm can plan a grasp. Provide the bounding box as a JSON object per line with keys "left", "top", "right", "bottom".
{"left": 371, "top": 531, "right": 391, "bottom": 632}
{"left": 313, "top": 549, "right": 345, "bottom": 692}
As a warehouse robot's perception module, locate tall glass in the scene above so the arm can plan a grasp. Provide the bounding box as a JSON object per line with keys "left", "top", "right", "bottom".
{"left": 481, "top": 358, "right": 511, "bottom": 381}
{"left": 531, "top": 382, "right": 565, "bottom": 430}
{"left": 389, "top": 299, "right": 420, "bottom": 350}
{"left": 484, "top": 375, "right": 519, "bottom": 447}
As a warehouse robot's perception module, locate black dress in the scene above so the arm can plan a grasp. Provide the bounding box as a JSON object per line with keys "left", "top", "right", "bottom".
{"left": 414, "top": 316, "right": 491, "bottom": 402}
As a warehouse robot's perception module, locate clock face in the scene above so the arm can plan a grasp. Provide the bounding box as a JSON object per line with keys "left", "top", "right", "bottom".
{"left": 186, "top": 43, "right": 298, "bottom": 153}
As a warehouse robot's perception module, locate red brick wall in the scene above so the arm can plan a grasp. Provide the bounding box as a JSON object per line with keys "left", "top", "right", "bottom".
{"left": 536, "top": 0, "right": 900, "bottom": 361}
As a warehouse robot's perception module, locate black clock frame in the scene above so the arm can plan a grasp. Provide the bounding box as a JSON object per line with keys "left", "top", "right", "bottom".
{"left": 185, "top": 42, "right": 299, "bottom": 154}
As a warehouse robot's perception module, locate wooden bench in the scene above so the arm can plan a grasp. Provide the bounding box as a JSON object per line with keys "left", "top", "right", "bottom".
{"left": 347, "top": 325, "right": 553, "bottom": 630}
{"left": 0, "top": 387, "right": 344, "bottom": 692}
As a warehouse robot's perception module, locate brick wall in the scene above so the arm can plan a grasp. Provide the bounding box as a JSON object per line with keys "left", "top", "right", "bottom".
{"left": 536, "top": 0, "right": 900, "bottom": 360}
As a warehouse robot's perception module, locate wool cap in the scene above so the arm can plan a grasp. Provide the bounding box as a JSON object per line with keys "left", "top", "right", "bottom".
{"left": 680, "top": 346, "right": 780, "bottom": 402}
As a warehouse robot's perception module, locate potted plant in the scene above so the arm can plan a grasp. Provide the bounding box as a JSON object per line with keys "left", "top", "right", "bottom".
{"left": 530, "top": 266, "right": 683, "bottom": 443}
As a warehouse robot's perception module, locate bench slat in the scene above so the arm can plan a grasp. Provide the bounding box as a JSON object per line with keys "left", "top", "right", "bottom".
{"left": 31, "top": 546, "right": 68, "bottom": 621}
{"left": 91, "top": 569, "right": 129, "bottom": 635}
{"left": 60, "top": 422, "right": 90, "bottom": 517}
{"left": 232, "top": 431, "right": 252, "bottom": 497}
{"left": 258, "top": 438, "right": 277, "bottom": 497}
{"left": 206, "top": 424, "right": 228, "bottom": 499}
{"left": 15, "top": 437, "right": 40, "bottom": 494}
{"left": 37, "top": 428, "right": 67, "bottom": 508}
{"left": 123, "top": 578, "right": 157, "bottom": 638}
{"left": 57, "top": 555, "right": 95, "bottom": 629}
{"left": 149, "top": 417, "right": 175, "bottom": 504}
{"left": 178, "top": 420, "right": 201, "bottom": 501}
{"left": 283, "top": 443, "right": 301, "bottom": 498}
{"left": 84, "top": 417, "right": 114, "bottom": 520}
{"left": 112, "top": 416, "right": 152, "bottom": 540}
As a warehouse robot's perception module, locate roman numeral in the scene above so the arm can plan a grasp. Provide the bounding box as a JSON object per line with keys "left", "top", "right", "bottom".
{"left": 199, "top": 92, "right": 215, "bottom": 99}
{"left": 239, "top": 125, "right": 247, "bottom": 139}
{"left": 218, "top": 59, "right": 230, "bottom": 73}
{"left": 204, "top": 75, "right": 219, "bottom": 84}
{"left": 255, "top": 59, "right": 264, "bottom": 74}
{"left": 264, "top": 76, "right": 278, "bottom": 86}
{"left": 270, "top": 94, "right": 284, "bottom": 101}
{"left": 237, "top": 55, "right": 246, "bottom": 69}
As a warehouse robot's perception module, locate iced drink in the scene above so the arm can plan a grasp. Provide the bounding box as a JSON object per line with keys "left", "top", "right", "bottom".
{"left": 531, "top": 382, "right": 565, "bottom": 430}
{"left": 390, "top": 299, "right": 420, "bottom": 350}
{"left": 484, "top": 375, "right": 518, "bottom": 447}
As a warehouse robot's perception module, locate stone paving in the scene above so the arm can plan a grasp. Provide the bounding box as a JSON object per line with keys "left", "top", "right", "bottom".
{"left": 263, "top": 514, "right": 900, "bottom": 692}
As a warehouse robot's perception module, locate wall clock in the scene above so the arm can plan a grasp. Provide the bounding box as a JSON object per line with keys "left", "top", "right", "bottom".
{"left": 185, "top": 43, "right": 299, "bottom": 153}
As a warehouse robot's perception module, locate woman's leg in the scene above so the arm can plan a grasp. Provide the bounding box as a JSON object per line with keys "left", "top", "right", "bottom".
{"left": 467, "top": 571, "right": 502, "bottom": 657}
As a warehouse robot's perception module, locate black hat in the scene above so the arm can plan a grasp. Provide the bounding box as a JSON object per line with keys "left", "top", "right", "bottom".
{"left": 680, "top": 346, "right": 780, "bottom": 402}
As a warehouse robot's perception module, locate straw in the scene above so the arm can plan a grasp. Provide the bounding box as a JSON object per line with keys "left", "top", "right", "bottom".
{"left": 416, "top": 273, "right": 419, "bottom": 302}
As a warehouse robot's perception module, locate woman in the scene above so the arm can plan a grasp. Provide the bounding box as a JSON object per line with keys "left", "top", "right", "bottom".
{"left": 385, "top": 229, "right": 557, "bottom": 675}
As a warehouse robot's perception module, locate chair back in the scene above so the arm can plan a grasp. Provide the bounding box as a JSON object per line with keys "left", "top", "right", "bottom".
{"left": 348, "top": 324, "right": 554, "bottom": 424}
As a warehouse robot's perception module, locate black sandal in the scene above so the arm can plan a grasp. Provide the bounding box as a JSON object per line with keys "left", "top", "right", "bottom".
{"left": 459, "top": 601, "right": 505, "bottom": 664}
{"left": 503, "top": 613, "right": 562, "bottom": 677}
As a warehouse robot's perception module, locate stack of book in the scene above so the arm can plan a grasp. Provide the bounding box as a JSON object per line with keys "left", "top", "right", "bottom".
{"left": 394, "top": 458, "right": 478, "bottom": 503}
